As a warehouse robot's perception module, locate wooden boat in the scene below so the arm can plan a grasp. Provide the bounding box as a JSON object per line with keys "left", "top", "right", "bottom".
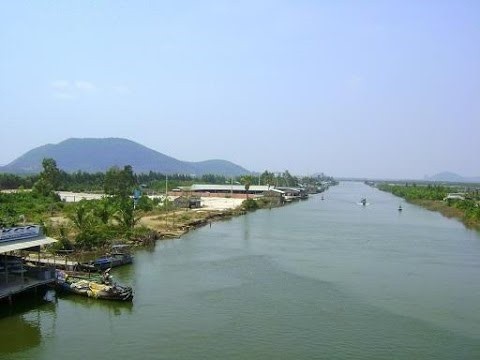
{"left": 89, "top": 245, "right": 133, "bottom": 271}
{"left": 55, "top": 270, "right": 133, "bottom": 301}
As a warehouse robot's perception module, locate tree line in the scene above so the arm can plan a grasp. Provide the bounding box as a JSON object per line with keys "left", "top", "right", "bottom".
{"left": 378, "top": 183, "right": 480, "bottom": 227}
{"left": 1, "top": 158, "right": 335, "bottom": 250}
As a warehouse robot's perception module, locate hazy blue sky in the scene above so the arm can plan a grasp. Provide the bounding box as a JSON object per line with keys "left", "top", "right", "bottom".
{"left": 1, "top": 1, "right": 479, "bottom": 179}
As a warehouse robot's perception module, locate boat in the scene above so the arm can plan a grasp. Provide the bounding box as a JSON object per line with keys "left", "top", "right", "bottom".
{"left": 55, "top": 269, "right": 133, "bottom": 301}
{"left": 90, "top": 245, "right": 133, "bottom": 271}
{"left": 398, "top": 205, "right": 403, "bottom": 211}
{"left": 360, "top": 198, "right": 367, "bottom": 206}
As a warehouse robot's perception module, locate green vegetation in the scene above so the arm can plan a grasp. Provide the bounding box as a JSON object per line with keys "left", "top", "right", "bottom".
{"left": 242, "top": 198, "right": 259, "bottom": 211}
{"left": 0, "top": 191, "right": 63, "bottom": 227}
{"left": 377, "top": 183, "right": 449, "bottom": 201}
{"left": 378, "top": 183, "right": 480, "bottom": 229}
{"left": 1, "top": 156, "right": 337, "bottom": 252}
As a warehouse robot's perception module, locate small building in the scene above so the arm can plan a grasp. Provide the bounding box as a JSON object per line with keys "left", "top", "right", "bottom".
{"left": 276, "top": 187, "right": 308, "bottom": 200}
{"left": 262, "top": 189, "right": 286, "bottom": 205}
{"left": 181, "top": 184, "right": 272, "bottom": 197}
{"left": 1, "top": 225, "right": 58, "bottom": 304}
{"left": 173, "top": 196, "right": 202, "bottom": 209}
{"left": 443, "top": 193, "right": 466, "bottom": 201}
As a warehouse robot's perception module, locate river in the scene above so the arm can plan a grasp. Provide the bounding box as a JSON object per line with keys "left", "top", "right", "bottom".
{"left": 1, "top": 182, "right": 480, "bottom": 359}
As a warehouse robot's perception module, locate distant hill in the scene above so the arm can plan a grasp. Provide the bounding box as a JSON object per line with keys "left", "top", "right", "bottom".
{"left": 0, "top": 138, "right": 250, "bottom": 176}
{"left": 424, "top": 171, "right": 480, "bottom": 183}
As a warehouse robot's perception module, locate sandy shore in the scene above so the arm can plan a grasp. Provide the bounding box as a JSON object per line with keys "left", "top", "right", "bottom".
{"left": 57, "top": 191, "right": 244, "bottom": 211}
{"left": 196, "top": 197, "right": 244, "bottom": 211}
{"left": 53, "top": 191, "right": 246, "bottom": 240}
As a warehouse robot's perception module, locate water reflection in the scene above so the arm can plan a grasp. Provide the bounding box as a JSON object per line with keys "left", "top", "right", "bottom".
{"left": 55, "top": 291, "right": 133, "bottom": 316}
{"left": 0, "top": 288, "right": 56, "bottom": 356}
{"left": 242, "top": 214, "right": 250, "bottom": 243}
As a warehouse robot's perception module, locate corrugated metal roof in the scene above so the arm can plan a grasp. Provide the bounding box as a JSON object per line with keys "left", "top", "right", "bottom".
{"left": 0, "top": 236, "right": 57, "bottom": 254}
{"left": 187, "top": 184, "right": 272, "bottom": 192}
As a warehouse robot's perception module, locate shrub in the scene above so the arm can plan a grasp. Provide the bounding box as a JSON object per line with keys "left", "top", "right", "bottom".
{"left": 242, "top": 198, "right": 259, "bottom": 211}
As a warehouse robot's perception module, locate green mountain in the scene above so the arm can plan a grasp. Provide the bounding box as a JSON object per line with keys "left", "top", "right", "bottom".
{"left": 0, "top": 138, "right": 250, "bottom": 176}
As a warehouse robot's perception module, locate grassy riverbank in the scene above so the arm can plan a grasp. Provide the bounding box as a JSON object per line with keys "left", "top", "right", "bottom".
{"left": 377, "top": 183, "right": 480, "bottom": 230}
{"left": 1, "top": 188, "right": 282, "bottom": 256}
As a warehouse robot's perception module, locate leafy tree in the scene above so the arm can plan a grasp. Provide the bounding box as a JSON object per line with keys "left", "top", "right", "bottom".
{"left": 242, "top": 198, "right": 259, "bottom": 211}
{"left": 94, "top": 197, "right": 114, "bottom": 224}
{"left": 136, "top": 195, "right": 154, "bottom": 212}
{"left": 33, "top": 158, "right": 61, "bottom": 196}
{"left": 260, "top": 170, "right": 275, "bottom": 189}
{"left": 282, "top": 170, "right": 298, "bottom": 187}
{"left": 68, "top": 201, "right": 93, "bottom": 232}
{"left": 114, "top": 198, "right": 139, "bottom": 230}
{"left": 104, "top": 165, "right": 136, "bottom": 198}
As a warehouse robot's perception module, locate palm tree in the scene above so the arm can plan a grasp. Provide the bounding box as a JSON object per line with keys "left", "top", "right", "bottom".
{"left": 69, "top": 202, "right": 92, "bottom": 231}
{"left": 261, "top": 171, "right": 275, "bottom": 190}
{"left": 114, "top": 198, "right": 139, "bottom": 230}
{"left": 241, "top": 175, "right": 254, "bottom": 199}
{"left": 94, "top": 197, "right": 113, "bottom": 225}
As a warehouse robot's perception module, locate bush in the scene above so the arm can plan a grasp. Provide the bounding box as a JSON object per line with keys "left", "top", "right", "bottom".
{"left": 242, "top": 198, "right": 259, "bottom": 211}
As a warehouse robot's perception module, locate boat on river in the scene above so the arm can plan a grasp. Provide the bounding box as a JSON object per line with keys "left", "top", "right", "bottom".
{"left": 360, "top": 198, "right": 367, "bottom": 206}
{"left": 55, "top": 269, "right": 134, "bottom": 301}
{"left": 89, "top": 245, "right": 133, "bottom": 271}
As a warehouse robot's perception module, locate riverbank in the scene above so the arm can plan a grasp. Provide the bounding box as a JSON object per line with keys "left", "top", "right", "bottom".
{"left": 138, "top": 198, "right": 247, "bottom": 240}
{"left": 48, "top": 195, "right": 277, "bottom": 252}
{"left": 407, "top": 199, "right": 480, "bottom": 230}
{"left": 376, "top": 183, "right": 480, "bottom": 230}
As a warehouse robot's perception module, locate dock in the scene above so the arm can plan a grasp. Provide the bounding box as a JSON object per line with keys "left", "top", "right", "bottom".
{"left": 0, "top": 276, "right": 55, "bottom": 303}
{"left": 1, "top": 225, "right": 60, "bottom": 305}
{"left": 24, "top": 255, "right": 80, "bottom": 270}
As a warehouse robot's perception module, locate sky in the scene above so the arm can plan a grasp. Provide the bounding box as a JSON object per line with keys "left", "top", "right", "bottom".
{"left": 1, "top": 0, "right": 479, "bottom": 179}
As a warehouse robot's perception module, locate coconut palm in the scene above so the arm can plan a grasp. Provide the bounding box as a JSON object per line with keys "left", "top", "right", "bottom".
{"left": 241, "top": 175, "right": 254, "bottom": 199}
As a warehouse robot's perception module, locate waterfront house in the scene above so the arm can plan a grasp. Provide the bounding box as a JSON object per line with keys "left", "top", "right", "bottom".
{"left": 262, "top": 189, "right": 286, "bottom": 205}
{"left": 0, "top": 225, "right": 57, "bottom": 304}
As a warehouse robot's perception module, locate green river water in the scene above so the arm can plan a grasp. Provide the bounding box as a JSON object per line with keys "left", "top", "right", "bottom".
{"left": 1, "top": 182, "right": 480, "bottom": 359}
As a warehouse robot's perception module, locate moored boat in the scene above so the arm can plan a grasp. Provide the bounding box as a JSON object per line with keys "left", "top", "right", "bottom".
{"left": 55, "top": 269, "right": 133, "bottom": 301}
{"left": 89, "top": 244, "right": 133, "bottom": 271}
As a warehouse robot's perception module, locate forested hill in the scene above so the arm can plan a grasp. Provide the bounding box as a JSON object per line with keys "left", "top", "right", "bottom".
{"left": 0, "top": 138, "right": 250, "bottom": 176}
{"left": 424, "top": 172, "right": 480, "bottom": 183}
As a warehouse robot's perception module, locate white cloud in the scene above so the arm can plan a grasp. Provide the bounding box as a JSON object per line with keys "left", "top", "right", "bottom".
{"left": 74, "top": 80, "right": 96, "bottom": 91}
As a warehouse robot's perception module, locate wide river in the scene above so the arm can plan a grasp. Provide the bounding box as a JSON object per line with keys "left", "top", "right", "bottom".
{"left": 2, "top": 182, "right": 480, "bottom": 359}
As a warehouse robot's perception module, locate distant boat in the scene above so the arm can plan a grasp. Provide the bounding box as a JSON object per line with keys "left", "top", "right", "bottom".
{"left": 360, "top": 198, "right": 367, "bottom": 206}
{"left": 398, "top": 205, "right": 403, "bottom": 211}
